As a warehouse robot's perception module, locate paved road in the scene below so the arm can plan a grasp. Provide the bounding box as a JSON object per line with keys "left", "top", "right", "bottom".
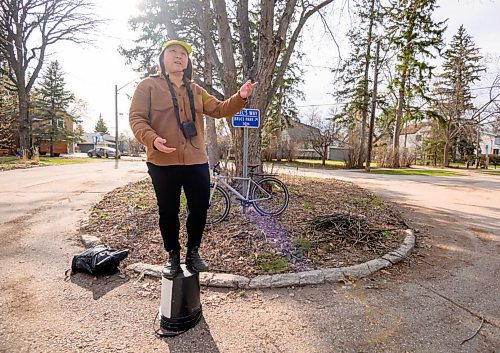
{"left": 0, "top": 162, "right": 499, "bottom": 352}
{"left": 278, "top": 166, "right": 500, "bottom": 237}
{"left": 0, "top": 161, "right": 147, "bottom": 225}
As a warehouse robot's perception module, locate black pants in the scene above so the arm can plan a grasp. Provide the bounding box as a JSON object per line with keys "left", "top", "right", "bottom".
{"left": 147, "top": 162, "right": 210, "bottom": 252}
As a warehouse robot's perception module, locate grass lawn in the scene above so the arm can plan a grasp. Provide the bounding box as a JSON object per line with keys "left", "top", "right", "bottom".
{"left": 365, "top": 168, "right": 462, "bottom": 176}
{"left": 271, "top": 159, "right": 350, "bottom": 170}
{"left": 39, "top": 157, "right": 100, "bottom": 165}
{"left": 479, "top": 169, "right": 500, "bottom": 175}
{"left": 448, "top": 162, "right": 467, "bottom": 168}
{"left": 0, "top": 156, "right": 104, "bottom": 170}
{"left": 0, "top": 156, "right": 17, "bottom": 163}
{"left": 295, "top": 159, "right": 349, "bottom": 166}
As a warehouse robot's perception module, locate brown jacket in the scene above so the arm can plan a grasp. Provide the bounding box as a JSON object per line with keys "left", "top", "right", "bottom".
{"left": 129, "top": 75, "right": 247, "bottom": 166}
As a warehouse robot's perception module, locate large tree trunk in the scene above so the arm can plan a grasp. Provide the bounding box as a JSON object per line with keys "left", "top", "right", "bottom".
{"left": 203, "top": 41, "right": 219, "bottom": 168}
{"left": 232, "top": 114, "right": 263, "bottom": 174}
{"left": 366, "top": 41, "right": 380, "bottom": 172}
{"left": 201, "top": 0, "right": 335, "bottom": 176}
{"left": 17, "top": 87, "right": 30, "bottom": 153}
{"left": 443, "top": 140, "right": 450, "bottom": 167}
{"left": 392, "top": 73, "right": 406, "bottom": 168}
{"left": 357, "top": 0, "right": 376, "bottom": 168}
{"left": 391, "top": 1, "right": 418, "bottom": 169}
{"left": 211, "top": 0, "right": 242, "bottom": 174}
{"left": 205, "top": 117, "right": 219, "bottom": 168}
{"left": 212, "top": 0, "right": 237, "bottom": 95}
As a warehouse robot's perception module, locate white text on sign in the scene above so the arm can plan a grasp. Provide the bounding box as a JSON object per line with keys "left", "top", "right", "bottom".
{"left": 232, "top": 109, "right": 260, "bottom": 128}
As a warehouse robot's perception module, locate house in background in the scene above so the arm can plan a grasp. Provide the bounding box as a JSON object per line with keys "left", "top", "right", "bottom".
{"left": 479, "top": 131, "right": 500, "bottom": 155}
{"left": 34, "top": 113, "right": 75, "bottom": 156}
{"left": 280, "top": 120, "right": 351, "bottom": 161}
{"left": 479, "top": 117, "right": 500, "bottom": 155}
{"left": 397, "top": 123, "right": 432, "bottom": 161}
{"left": 281, "top": 121, "right": 320, "bottom": 159}
{"left": 328, "top": 142, "right": 351, "bottom": 162}
{"left": 398, "top": 124, "right": 431, "bottom": 150}
{"left": 398, "top": 119, "right": 499, "bottom": 161}
{"left": 76, "top": 132, "right": 116, "bottom": 153}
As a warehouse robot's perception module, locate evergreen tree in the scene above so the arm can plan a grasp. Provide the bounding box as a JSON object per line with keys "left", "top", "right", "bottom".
{"left": 422, "top": 119, "right": 445, "bottom": 166}
{"left": 32, "top": 61, "right": 76, "bottom": 156}
{"left": 75, "top": 124, "right": 85, "bottom": 137}
{"left": 334, "top": 0, "right": 383, "bottom": 167}
{"left": 0, "top": 62, "right": 18, "bottom": 151}
{"left": 262, "top": 59, "right": 304, "bottom": 161}
{"left": 384, "top": 0, "right": 446, "bottom": 167}
{"left": 94, "top": 114, "right": 110, "bottom": 134}
{"left": 433, "top": 25, "right": 485, "bottom": 166}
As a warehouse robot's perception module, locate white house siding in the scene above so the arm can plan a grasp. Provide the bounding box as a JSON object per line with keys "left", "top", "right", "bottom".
{"left": 479, "top": 133, "right": 500, "bottom": 155}
{"left": 328, "top": 147, "right": 350, "bottom": 161}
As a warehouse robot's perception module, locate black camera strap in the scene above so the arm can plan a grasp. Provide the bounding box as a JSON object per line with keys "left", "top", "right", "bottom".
{"left": 183, "top": 76, "right": 197, "bottom": 125}
{"left": 163, "top": 74, "right": 196, "bottom": 139}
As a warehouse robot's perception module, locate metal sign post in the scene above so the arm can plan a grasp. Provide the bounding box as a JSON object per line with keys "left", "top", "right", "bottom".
{"left": 232, "top": 109, "right": 260, "bottom": 200}
{"left": 243, "top": 127, "right": 249, "bottom": 179}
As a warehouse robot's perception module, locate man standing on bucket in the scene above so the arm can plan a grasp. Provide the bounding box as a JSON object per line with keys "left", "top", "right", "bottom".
{"left": 129, "top": 40, "right": 257, "bottom": 278}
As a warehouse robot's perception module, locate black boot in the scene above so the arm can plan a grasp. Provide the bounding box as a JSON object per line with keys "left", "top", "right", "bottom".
{"left": 186, "top": 246, "right": 209, "bottom": 273}
{"left": 163, "top": 250, "right": 181, "bottom": 279}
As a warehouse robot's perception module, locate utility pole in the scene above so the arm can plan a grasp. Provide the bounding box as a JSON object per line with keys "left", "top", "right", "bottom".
{"left": 366, "top": 41, "right": 380, "bottom": 172}
{"left": 115, "top": 84, "right": 118, "bottom": 160}
{"left": 114, "top": 79, "right": 137, "bottom": 160}
{"left": 476, "top": 117, "right": 481, "bottom": 168}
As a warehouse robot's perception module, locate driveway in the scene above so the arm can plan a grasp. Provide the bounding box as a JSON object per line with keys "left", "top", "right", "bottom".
{"left": 0, "top": 163, "right": 498, "bottom": 352}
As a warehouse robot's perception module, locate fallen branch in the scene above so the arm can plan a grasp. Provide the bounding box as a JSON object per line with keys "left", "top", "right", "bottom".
{"left": 419, "top": 284, "right": 498, "bottom": 329}
{"left": 310, "top": 213, "right": 403, "bottom": 251}
{"left": 461, "top": 318, "right": 484, "bottom": 345}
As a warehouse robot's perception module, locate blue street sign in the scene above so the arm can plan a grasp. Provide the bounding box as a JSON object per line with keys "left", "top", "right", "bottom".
{"left": 93, "top": 134, "right": 104, "bottom": 144}
{"left": 232, "top": 109, "right": 260, "bottom": 128}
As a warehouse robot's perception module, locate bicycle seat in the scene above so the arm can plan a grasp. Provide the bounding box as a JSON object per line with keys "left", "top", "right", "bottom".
{"left": 247, "top": 164, "right": 260, "bottom": 171}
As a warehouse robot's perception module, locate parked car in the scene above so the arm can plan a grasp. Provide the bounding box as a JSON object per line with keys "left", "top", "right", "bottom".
{"left": 87, "top": 147, "right": 120, "bottom": 158}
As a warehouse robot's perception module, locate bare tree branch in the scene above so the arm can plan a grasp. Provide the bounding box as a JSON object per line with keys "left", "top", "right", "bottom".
{"left": 0, "top": 0, "right": 101, "bottom": 151}
{"left": 267, "top": 0, "right": 335, "bottom": 108}
{"left": 212, "top": 0, "right": 238, "bottom": 96}
{"left": 193, "top": 77, "right": 225, "bottom": 100}
{"left": 195, "top": 0, "right": 224, "bottom": 90}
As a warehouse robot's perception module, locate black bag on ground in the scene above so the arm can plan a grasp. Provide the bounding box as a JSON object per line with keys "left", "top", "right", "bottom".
{"left": 71, "top": 245, "right": 129, "bottom": 276}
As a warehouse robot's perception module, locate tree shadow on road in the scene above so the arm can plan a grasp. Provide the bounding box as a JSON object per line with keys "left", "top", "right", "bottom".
{"left": 68, "top": 271, "right": 129, "bottom": 300}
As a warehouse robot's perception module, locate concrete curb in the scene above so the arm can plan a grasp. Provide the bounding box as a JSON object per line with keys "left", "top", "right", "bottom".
{"left": 118, "top": 229, "right": 415, "bottom": 289}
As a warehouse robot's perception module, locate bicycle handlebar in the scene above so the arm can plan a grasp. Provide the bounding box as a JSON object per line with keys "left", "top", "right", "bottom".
{"left": 212, "top": 162, "right": 221, "bottom": 175}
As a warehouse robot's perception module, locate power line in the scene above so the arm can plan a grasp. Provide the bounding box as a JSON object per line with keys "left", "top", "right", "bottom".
{"left": 470, "top": 85, "right": 500, "bottom": 91}
{"left": 302, "top": 64, "right": 336, "bottom": 70}
{"left": 296, "top": 102, "right": 347, "bottom": 107}
{"left": 99, "top": 34, "right": 137, "bottom": 42}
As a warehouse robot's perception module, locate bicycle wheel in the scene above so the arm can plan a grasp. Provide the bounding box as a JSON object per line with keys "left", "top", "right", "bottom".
{"left": 206, "top": 184, "right": 231, "bottom": 224}
{"left": 251, "top": 177, "right": 289, "bottom": 216}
